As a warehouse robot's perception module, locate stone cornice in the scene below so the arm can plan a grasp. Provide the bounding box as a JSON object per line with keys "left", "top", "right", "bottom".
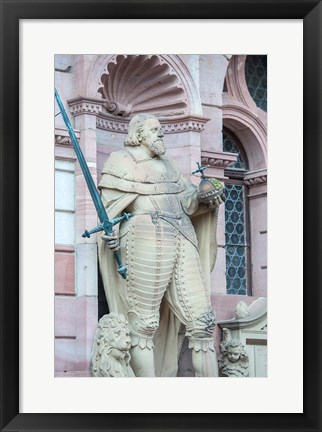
{"left": 68, "top": 96, "right": 107, "bottom": 116}
{"left": 201, "top": 151, "right": 238, "bottom": 169}
{"left": 244, "top": 169, "right": 267, "bottom": 186}
{"left": 96, "top": 114, "right": 211, "bottom": 134}
{"left": 161, "top": 115, "right": 211, "bottom": 133}
{"left": 96, "top": 116, "right": 128, "bottom": 133}
{"left": 67, "top": 96, "right": 210, "bottom": 133}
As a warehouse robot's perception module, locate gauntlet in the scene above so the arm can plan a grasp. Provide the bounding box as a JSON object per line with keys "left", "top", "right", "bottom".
{"left": 101, "top": 231, "right": 119, "bottom": 251}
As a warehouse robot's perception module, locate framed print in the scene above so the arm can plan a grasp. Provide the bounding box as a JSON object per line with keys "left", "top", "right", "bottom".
{"left": 1, "top": 0, "right": 321, "bottom": 431}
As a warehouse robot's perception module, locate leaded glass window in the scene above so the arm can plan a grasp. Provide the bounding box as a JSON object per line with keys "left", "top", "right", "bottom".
{"left": 223, "top": 131, "right": 246, "bottom": 170}
{"left": 245, "top": 55, "right": 267, "bottom": 112}
{"left": 224, "top": 185, "right": 247, "bottom": 295}
{"left": 223, "top": 129, "right": 249, "bottom": 295}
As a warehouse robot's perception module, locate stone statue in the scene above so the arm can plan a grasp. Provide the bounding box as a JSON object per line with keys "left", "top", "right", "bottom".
{"left": 91, "top": 313, "right": 135, "bottom": 377}
{"left": 97, "top": 113, "right": 225, "bottom": 377}
{"left": 218, "top": 328, "right": 249, "bottom": 377}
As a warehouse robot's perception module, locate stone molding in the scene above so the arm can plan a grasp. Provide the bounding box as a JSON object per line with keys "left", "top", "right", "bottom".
{"left": 222, "top": 101, "right": 267, "bottom": 140}
{"left": 218, "top": 297, "right": 267, "bottom": 331}
{"left": 96, "top": 113, "right": 211, "bottom": 134}
{"left": 201, "top": 151, "right": 237, "bottom": 169}
{"left": 55, "top": 127, "right": 80, "bottom": 146}
{"left": 66, "top": 96, "right": 209, "bottom": 134}
{"left": 225, "top": 55, "right": 257, "bottom": 111}
{"left": 68, "top": 96, "right": 107, "bottom": 116}
{"left": 244, "top": 169, "right": 267, "bottom": 186}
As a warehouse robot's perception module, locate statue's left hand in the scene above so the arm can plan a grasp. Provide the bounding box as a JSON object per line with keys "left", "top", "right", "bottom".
{"left": 208, "top": 190, "right": 226, "bottom": 210}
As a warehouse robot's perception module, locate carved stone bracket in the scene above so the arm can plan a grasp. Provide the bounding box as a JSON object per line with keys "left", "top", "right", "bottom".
{"left": 201, "top": 151, "right": 238, "bottom": 169}
{"left": 244, "top": 169, "right": 267, "bottom": 186}
{"left": 68, "top": 96, "right": 107, "bottom": 116}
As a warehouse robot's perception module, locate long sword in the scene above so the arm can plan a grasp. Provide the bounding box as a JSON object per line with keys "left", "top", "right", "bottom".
{"left": 55, "top": 89, "right": 131, "bottom": 279}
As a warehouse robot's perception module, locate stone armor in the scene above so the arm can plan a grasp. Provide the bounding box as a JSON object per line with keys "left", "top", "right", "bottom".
{"left": 98, "top": 145, "right": 219, "bottom": 376}
{"left": 120, "top": 193, "right": 216, "bottom": 350}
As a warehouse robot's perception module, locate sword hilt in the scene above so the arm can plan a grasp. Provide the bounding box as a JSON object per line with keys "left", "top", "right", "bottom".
{"left": 82, "top": 212, "right": 132, "bottom": 238}
{"left": 82, "top": 212, "right": 132, "bottom": 279}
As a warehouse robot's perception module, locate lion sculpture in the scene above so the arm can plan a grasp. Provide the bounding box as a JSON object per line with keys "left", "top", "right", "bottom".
{"left": 91, "top": 313, "right": 135, "bottom": 377}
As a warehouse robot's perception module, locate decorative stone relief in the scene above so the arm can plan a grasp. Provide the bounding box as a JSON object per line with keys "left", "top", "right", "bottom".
{"left": 218, "top": 328, "right": 249, "bottom": 377}
{"left": 218, "top": 297, "right": 267, "bottom": 377}
{"left": 235, "top": 301, "right": 250, "bottom": 319}
{"left": 97, "top": 54, "right": 189, "bottom": 117}
{"left": 68, "top": 96, "right": 106, "bottom": 116}
{"left": 91, "top": 313, "right": 135, "bottom": 377}
{"left": 96, "top": 114, "right": 210, "bottom": 134}
{"left": 201, "top": 151, "right": 237, "bottom": 168}
{"left": 55, "top": 127, "right": 80, "bottom": 146}
{"left": 244, "top": 169, "right": 267, "bottom": 186}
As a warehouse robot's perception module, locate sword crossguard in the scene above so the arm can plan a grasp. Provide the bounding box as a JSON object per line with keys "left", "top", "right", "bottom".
{"left": 82, "top": 212, "right": 132, "bottom": 238}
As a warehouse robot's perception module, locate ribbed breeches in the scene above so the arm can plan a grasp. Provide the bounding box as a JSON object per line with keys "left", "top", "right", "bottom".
{"left": 121, "top": 215, "right": 215, "bottom": 342}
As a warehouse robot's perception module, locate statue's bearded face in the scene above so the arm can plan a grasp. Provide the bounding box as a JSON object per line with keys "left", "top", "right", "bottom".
{"left": 140, "top": 118, "right": 166, "bottom": 156}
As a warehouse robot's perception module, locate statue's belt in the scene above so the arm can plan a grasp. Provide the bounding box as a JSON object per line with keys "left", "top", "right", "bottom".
{"left": 129, "top": 210, "right": 183, "bottom": 224}
{"left": 128, "top": 210, "right": 198, "bottom": 248}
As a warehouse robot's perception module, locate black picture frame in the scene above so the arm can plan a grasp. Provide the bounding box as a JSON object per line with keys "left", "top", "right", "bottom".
{"left": 1, "top": 1, "right": 321, "bottom": 431}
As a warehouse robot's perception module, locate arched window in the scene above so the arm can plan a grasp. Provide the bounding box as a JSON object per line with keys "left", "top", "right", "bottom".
{"left": 223, "top": 128, "right": 251, "bottom": 295}
{"left": 245, "top": 55, "right": 267, "bottom": 112}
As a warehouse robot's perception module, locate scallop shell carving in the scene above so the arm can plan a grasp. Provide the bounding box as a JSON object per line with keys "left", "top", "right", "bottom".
{"left": 98, "top": 55, "right": 188, "bottom": 117}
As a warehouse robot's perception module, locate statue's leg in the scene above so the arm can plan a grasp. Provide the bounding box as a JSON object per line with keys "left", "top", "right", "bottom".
{"left": 189, "top": 336, "right": 218, "bottom": 377}
{"left": 125, "top": 216, "right": 177, "bottom": 377}
{"left": 129, "top": 344, "right": 156, "bottom": 377}
{"left": 164, "top": 235, "right": 218, "bottom": 377}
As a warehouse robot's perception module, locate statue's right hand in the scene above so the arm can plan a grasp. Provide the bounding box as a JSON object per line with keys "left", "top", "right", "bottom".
{"left": 101, "top": 232, "right": 119, "bottom": 251}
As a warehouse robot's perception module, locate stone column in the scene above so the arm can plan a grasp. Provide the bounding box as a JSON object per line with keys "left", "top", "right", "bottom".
{"left": 200, "top": 151, "right": 238, "bottom": 295}
{"left": 199, "top": 55, "right": 230, "bottom": 153}
{"left": 244, "top": 170, "right": 267, "bottom": 297}
{"left": 68, "top": 97, "right": 106, "bottom": 373}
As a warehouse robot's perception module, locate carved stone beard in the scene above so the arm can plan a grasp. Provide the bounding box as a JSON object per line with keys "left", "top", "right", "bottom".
{"left": 149, "top": 139, "right": 166, "bottom": 156}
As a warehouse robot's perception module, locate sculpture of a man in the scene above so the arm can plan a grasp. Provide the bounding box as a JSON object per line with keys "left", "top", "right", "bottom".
{"left": 97, "top": 113, "right": 225, "bottom": 377}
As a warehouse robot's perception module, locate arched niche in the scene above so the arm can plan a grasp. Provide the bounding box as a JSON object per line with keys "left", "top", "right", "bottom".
{"left": 85, "top": 54, "right": 202, "bottom": 117}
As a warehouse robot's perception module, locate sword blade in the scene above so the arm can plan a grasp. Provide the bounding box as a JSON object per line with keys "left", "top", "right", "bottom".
{"left": 54, "top": 89, "right": 108, "bottom": 225}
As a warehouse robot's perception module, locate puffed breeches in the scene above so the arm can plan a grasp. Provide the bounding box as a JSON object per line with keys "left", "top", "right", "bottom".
{"left": 120, "top": 215, "right": 216, "bottom": 349}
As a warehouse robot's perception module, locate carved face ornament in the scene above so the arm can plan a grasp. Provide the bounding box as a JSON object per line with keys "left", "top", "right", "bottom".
{"left": 227, "top": 346, "right": 242, "bottom": 363}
